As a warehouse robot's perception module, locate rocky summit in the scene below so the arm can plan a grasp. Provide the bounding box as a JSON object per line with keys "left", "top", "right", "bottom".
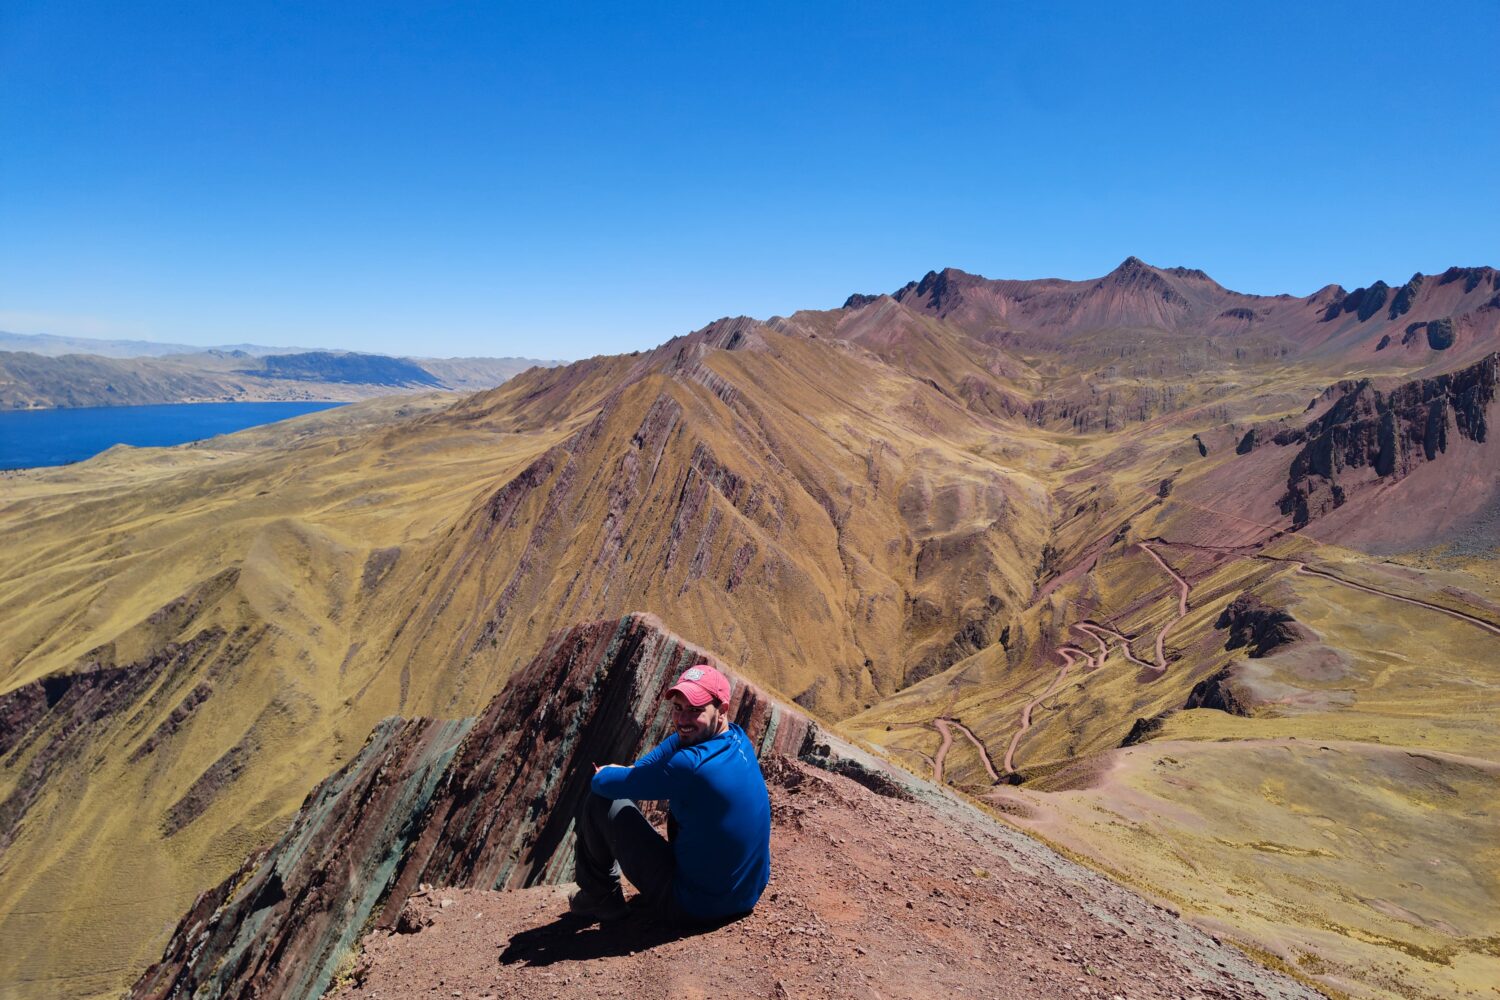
{"left": 2, "top": 259, "right": 1499, "bottom": 1000}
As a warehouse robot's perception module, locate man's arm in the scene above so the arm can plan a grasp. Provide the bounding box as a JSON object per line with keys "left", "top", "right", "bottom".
{"left": 631, "top": 734, "right": 680, "bottom": 770}
{"left": 586, "top": 733, "right": 678, "bottom": 793}
{"left": 591, "top": 746, "right": 685, "bottom": 800}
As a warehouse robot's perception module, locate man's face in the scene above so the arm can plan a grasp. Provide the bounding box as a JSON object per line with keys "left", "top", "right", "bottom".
{"left": 669, "top": 691, "right": 723, "bottom": 747}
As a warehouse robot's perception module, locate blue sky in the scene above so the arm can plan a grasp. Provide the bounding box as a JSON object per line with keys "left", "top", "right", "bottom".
{"left": 3, "top": 1, "right": 1496, "bottom": 359}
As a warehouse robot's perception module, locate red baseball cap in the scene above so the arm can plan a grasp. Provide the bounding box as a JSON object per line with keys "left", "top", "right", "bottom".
{"left": 666, "top": 664, "right": 732, "bottom": 707}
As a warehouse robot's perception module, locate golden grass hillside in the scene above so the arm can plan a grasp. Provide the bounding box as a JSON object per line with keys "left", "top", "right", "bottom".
{"left": 846, "top": 400, "right": 1500, "bottom": 999}
{"left": 1, "top": 322, "right": 1066, "bottom": 998}
{"left": 3, "top": 263, "right": 1498, "bottom": 999}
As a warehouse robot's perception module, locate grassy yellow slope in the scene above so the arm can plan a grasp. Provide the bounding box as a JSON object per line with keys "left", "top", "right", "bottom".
{"left": 848, "top": 393, "right": 1500, "bottom": 1000}
{"left": 0, "top": 327, "right": 1059, "bottom": 998}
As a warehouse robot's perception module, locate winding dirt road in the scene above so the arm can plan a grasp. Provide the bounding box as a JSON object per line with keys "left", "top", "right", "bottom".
{"left": 932, "top": 718, "right": 954, "bottom": 782}
{"left": 1138, "top": 542, "right": 1190, "bottom": 672}
{"left": 1148, "top": 537, "right": 1500, "bottom": 637}
{"left": 1002, "top": 647, "right": 1083, "bottom": 774}
{"left": 1000, "top": 543, "right": 1196, "bottom": 775}
{"left": 1272, "top": 559, "right": 1500, "bottom": 637}
{"left": 932, "top": 717, "right": 1001, "bottom": 784}
{"left": 1071, "top": 622, "right": 1109, "bottom": 668}
{"left": 1074, "top": 621, "right": 1154, "bottom": 671}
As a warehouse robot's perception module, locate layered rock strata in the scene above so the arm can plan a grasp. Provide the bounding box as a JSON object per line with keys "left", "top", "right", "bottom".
{"left": 1271, "top": 353, "right": 1498, "bottom": 525}
{"left": 0, "top": 626, "right": 243, "bottom": 852}
{"left": 128, "top": 613, "right": 855, "bottom": 1000}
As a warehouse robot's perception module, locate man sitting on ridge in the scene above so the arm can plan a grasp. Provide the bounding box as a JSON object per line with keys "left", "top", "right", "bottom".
{"left": 569, "top": 663, "right": 772, "bottom": 925}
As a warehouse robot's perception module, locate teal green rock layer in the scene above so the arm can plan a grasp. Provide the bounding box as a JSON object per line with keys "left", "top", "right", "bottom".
{"left": 128, "top": 613, "right": 827, "bottom": 1000}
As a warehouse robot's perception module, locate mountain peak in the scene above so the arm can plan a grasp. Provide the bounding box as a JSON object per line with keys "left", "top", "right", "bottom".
{"left": 1105, "top": 257, "right": 1217, "bottom": 285}
{"left": 1101, "top": 256, "right": 1167, "bottom": 285}
{"left": 1099, "top": 256, "right": 1180, "bottom": 295}
{"left": 892, "top": 267, "right": 979, "bottom": 314}
{"left": 842, "top": 292, "right": 883, "bottom": 310}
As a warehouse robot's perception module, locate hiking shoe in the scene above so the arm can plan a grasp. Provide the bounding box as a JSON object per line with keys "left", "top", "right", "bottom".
{"left": 567, "top": 885, "right": 629, "bottom": 922}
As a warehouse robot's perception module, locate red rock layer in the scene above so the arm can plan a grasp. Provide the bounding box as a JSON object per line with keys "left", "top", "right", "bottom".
{"left": 128, "top": 613, "right": 830, "bottom": 1000}
{"left": 1275, "top": 352, "right": 1497, "bottom": 525}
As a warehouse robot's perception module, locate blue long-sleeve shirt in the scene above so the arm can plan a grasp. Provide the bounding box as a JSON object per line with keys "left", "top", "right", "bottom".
{"left": 591, "top": 722, "right": 771, "bottom": 919}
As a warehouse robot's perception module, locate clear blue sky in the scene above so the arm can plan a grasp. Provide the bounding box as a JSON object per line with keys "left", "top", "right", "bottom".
{"left": 3, "top": 1, "right": 1496, "bottom": 359}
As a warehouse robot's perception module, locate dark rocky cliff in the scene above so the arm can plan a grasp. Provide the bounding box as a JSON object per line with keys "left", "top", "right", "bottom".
{"left": 1214, "top": 592, "right": 1310, "bottom": 658}
{"left": 1274, "top": 353, "right": 1498, "bottom": 526}
{"left": 127, "top": 613, "right": 878, "bottom": 1000}
{"left": 1184, "top": 667, "right": 1252, "bottom": 716}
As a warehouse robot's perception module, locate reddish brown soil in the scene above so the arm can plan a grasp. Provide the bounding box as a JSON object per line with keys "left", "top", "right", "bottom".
{"left": 337, "top": 759, "right": 1322, "bottom": 1000}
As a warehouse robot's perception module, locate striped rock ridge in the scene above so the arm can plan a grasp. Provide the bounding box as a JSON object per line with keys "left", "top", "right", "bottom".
{"left": 126, "top": 613, "right": 880, "bottom": 1000}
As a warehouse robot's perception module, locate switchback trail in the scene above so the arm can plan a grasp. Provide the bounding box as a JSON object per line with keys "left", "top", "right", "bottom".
{"left": 1003, "top": 544, "right": 1194, "bottom": 775}
{"left": 1072, "top": 622, "right": 1109, "bottom": 668}
{"left": 932, "top": 717, "right": 1001, "bottom": 785}
{"left": 1003, "top": 647, "right": 1083, "bottom": 774}
{"left": 1074, "top": 620, "right": 1154, "bottom": 671}
{"left": 1138, "top": 542, "right": 1190, "bottom": 673}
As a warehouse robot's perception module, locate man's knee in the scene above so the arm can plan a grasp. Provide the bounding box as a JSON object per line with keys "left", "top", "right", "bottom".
{"left": 579, "top": 794, "right": 635, "bottom": 834}
{"left": 579, "top": 792, "right": 611, "bottom": 828}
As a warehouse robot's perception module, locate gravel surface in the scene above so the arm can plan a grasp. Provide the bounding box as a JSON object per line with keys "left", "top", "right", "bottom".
{"left": 335, "top": 756, "right": 1324, "bottom": 1000}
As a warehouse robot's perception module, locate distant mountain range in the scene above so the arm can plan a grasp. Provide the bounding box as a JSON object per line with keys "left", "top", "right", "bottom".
{"left": 0, "top": 330, "right": 325, "bottom": 358}
{"left": 3, "top": 257, "right": 1499, "bottom": 1000}
{"left": 0, "top": 330, "right": 561, "bottom": 408}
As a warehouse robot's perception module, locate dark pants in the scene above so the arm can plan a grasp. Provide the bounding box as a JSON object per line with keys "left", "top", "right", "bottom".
{"left": 573, "top": 795, "right": 682, "bottom": 921}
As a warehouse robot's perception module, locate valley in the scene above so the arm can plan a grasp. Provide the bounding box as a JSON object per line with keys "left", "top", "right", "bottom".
{"left": 2, "top": 259, "right": 1498, "bottom": 999}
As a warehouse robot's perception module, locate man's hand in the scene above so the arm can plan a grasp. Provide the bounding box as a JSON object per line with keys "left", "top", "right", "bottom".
{"left": 593, "top": 762, "right": 629, "bottom": 775}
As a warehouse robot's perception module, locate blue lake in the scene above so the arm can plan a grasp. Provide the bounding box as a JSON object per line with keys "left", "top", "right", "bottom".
{"left": 0, "top": 401, "right": 346, "bottom": 470}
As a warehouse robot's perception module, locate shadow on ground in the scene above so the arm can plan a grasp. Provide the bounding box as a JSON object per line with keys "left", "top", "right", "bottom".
{"left": 500, "top": 909, "right": 738, "bottom": 966}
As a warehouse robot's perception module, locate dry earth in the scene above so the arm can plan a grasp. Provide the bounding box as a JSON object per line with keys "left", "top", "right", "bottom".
{"left": 334, "top": 758, "right": 1322, "bottom": 1000}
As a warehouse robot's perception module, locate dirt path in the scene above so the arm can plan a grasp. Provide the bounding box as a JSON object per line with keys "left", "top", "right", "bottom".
{"left": 932, "top": 717, "right": 1002, "bottom": 785}
{"left": 1147, "top": 537, "right": 1500, "bottom": 637}
{"left": 1003, "top": 647, "right": 1082, "bottom": 774}
{"left": 1036, "top": 497, "right": 1164, "bottom": 600}
{"left": 1002, "top": 545, "right": 1194, "bottom": 775}
{"left": 1058, "top": 641, "right": 1096, "bottom": 672}
{"left": 1075, "top": 620, "right": 1155, "bottom": 671}
{"left": 948, "top": 718, "right": 1001, "bottom": 782}
{"left": 1138, "top": 542, "right": 1190, "bottom": 672}
{"left": 1070, "top": 622, "right": 1109, "bottom": 668}
{"left": 931, "top": 718, "right": 956, "bottom": 783}
{"left": 1271, "top": 558, "right": 1500, "bottom": 637}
